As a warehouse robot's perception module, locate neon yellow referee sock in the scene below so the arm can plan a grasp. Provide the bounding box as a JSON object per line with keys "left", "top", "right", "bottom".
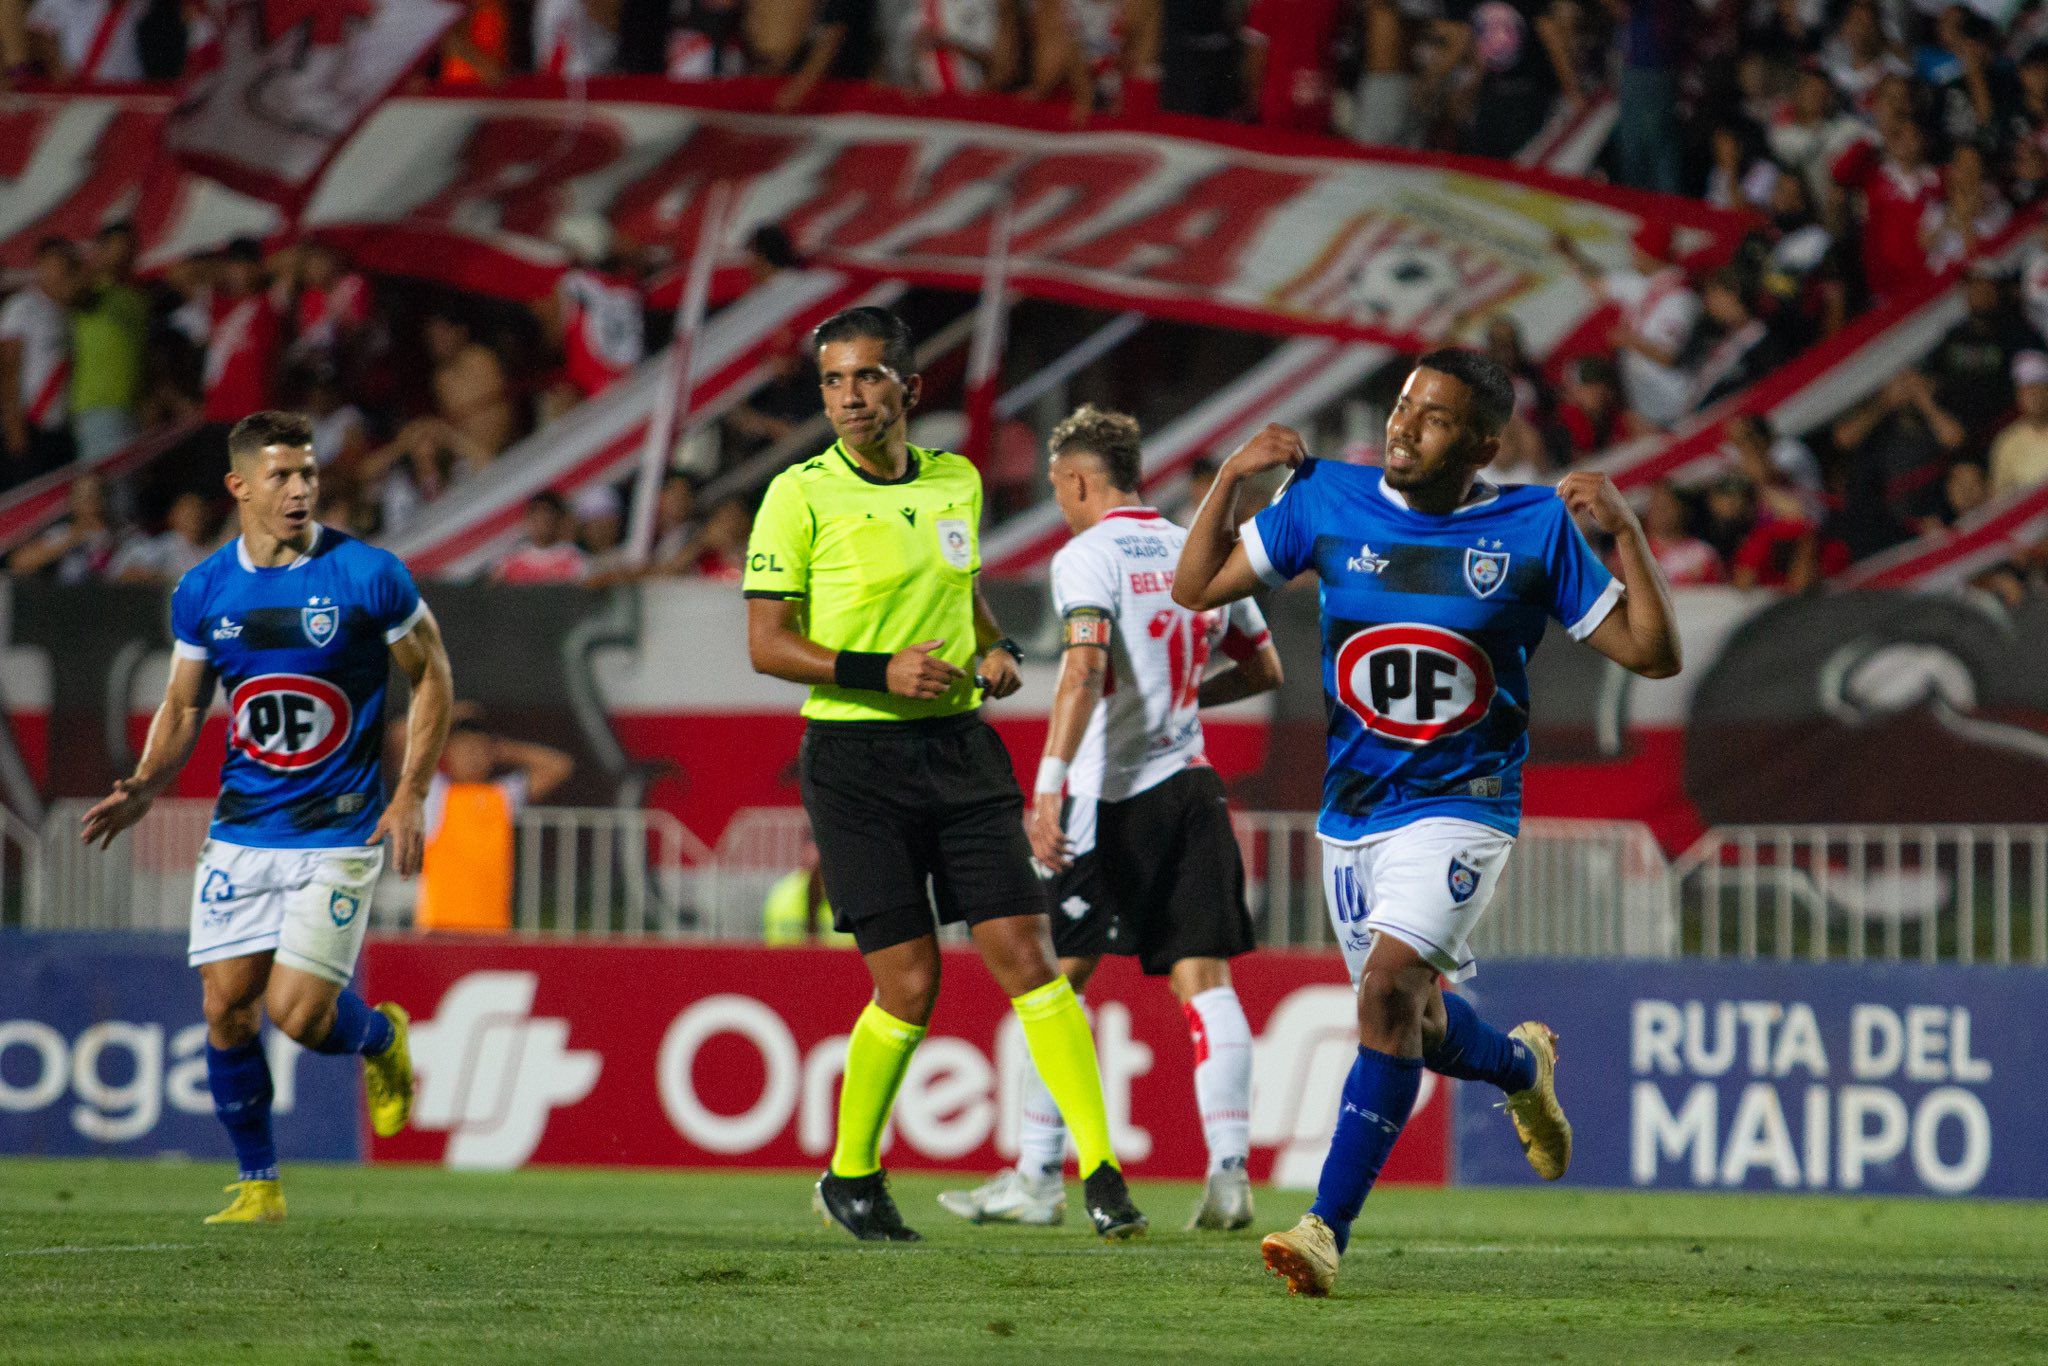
{"left": 829, "top": 1001, "right": 927, "bottom": 1178}
{"left": 1012, "top": 977, "right": 1118, "bottom": 1175}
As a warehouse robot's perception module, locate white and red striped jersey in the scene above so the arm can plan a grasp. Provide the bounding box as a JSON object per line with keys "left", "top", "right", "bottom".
{"left": 558, "top": 268, "right": 644, "bottom": 398}
{"left": 534, "top": 0, "right": 619, "bottom": 77}
{"left": 25, "top": 0, "right": 143, "bottom": 83}
{"left": 1049, "top": 506, "right": 1270, "bottom": 802}
{"left": 890, "top": 0, "right": 1003, "bottom": 92}
{"left": 0, "top": 287, "right": 71, "bottom": 432}
{"left": 287, "top": 272, "right": 373, "bottom": 362}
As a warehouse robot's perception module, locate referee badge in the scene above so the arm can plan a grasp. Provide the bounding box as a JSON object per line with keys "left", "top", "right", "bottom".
{"left": 937, "top": 517, "right": 972, "bottom": 570}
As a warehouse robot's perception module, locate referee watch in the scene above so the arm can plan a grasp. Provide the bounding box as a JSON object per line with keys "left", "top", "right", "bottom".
{"left": 987, "top": 637, "right": 1024, "bottom": 665}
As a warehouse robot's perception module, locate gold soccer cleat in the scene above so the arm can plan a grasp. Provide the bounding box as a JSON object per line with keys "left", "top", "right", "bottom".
{"left": 204, "top": 1179, "right": 285, "bottom": 1225}
{"left": 363, "top": 1003, "right": 415, "bottom": 1139}
{"left": 1503, "top": 1021, "right": 1572, "bottom": 1180}
{"left": 1260, "top": 1214, "right": 1339, "bottom": 1297}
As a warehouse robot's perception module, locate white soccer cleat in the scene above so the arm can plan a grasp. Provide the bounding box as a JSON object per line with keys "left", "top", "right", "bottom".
{"left": 935, "top": 1167, "right": 1066, "bottom": 1226}
{"left": 1186, "top": 1164, "right": 1255, "bottom": 1231}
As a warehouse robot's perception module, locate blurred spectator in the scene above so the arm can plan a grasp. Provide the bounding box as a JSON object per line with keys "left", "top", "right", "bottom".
{"left": 762, "top": 837, "right": 854, "bottom": 945}
{"left": 573, "top": 483, "right": 636, "bottom": 580}
{"left": 1819, "top": 0, "right": 1907, "bottom": 116}
{"left": 1767, "top": 65, "right": 1866, "bottom": 219}
{"left": 651, "top": 470, "right": 699, "bottom": 562}
{"left": 1928, "top": 267, "right": 2042, "bottom": 449}
{"left": 439, "top": 0, "right": 510, "bottom": 84}
{"left": 169, "top": 237, "right": 280, "bottom": 427}
{"left": 1705, "top": 122, "right": 1777, "bottom": 214}
{"left": 1921, "top": 458, "right": 1990, "bottom": 532}
{"left": 70, "top": 221, "right": 147, "bottom": 461}
{"left": 1489, "top": 411, "right": 1555, "bottom": 484}
{"left": 880, "top": 0, "right": 1015, "bottom": 92}
{"left": 1688, "top": 268, "right": 1783, "bottom": 413}
{"left": 1730, "top": 511, "right": 1849, "bottom": 590}
{"left": 1989, "top": 350, "right": 2048, "bottom": 496}
{"left": 357, "top": 418, "right": 483, "bottom": 538}
{"left": 759, "top": 0, "right": 881, "bottom": 113}
{"left": 1640, "top": 480, "right": 1725, "bottom": 585}
{"left": 1183, "top": 454, "right": 1220, "bottom": 518}
{"left": 1613, "top": 0, "right": 1681, "bottom": 192}
{"left": 1482, "top": 314, "right": 1554, "bottom": 424}
{"left": 1244, "top": 0, "right": 1342, "bottom": 134}
{"left": 657, "top": 494, "right": 749, "bottom": 578}
{"left": 535, "top": 0, "right": 621, "bottom": 77}
{"left": 109, "top": 489, "right": 217, "bottom": 583}
{"left": 8, "top": 471, "right": 120, "bottom": 581}
{"left": 1832, "top": 118, "right": 1942, "bottom": 306}
{"left": 1158, "top": 0, "right": 1239, "bottom": 119}
{"left": 1556, "top": 223, "right": 1700, "bottom": 431}
{"left": 1698, "top": 474, "right": 1757, "bottom": 564}
{"left": 426, "top": 311, "right": 518, "bottom": 459}
{"left": 1726, "top": 412, "right": 1824, "bottom": 504}
{"left": 276, "top": 241, "right": 376, "bottom": 376}
{"left": 493, "top": 490, "right": 590, "bottom": 583}
{"left": 540, "top": 214, "right": 647, "bottom": 423}
{"left": 300, "top": 366, "right": 370, "bottom": 470}
{"left": 1832, "top": 369, "right": 1967, "bottom": 556}
{"left": 1029, "top": 0, "right": 1140, "bottom": 123}
{"left": 1430, "top": 0, "right": 1577, "bottom": 160}
{"left": 1922, "top": 144, "right": 2011, "bottom": 277}
{"left": 0, "top": 236, "right": 79, "bottom": 480}
{"left": 636, "top": 0, "right": 751, "bottom": 80}
{"left": 1747, "top": 170, "right": 1849, "bottom": 347}
{"left": 1552, "top": 356, "right": 1626, "bottom": 458}
{"left": 1923, "top": 5, "right": 1995, "bottom": 152}
{"left": 416, "top": 716, "right": 573, "bottom": 934}
{"left": 21, "top": 0, "right": 145, "bottom": 82}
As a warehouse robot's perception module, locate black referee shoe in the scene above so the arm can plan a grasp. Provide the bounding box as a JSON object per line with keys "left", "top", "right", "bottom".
{"left": 814, "top": 1171, "right": 921, "bottom": 1242}
{"left": 1082, "top": 1163, "right": 1148, "bottom": 1240}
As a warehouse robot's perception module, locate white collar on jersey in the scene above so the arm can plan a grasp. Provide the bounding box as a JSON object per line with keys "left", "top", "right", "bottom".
{"left": 235, "top": 523, "right": 322, "bottom": 572}
{"left": 1377, "top": 475, "right": 1501, "bottom": 516}
{"left": 1098, "top": 506, "right": 1163, "bottom": 523}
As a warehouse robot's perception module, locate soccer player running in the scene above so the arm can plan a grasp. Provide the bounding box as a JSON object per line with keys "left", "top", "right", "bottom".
{"left": 743, "top": 308, "right": 1146, "bottom": 1241}
{"left": 938, "top": 406, "right": 1283, "bottom": 1232}
{"left": 1173, "top": 350, "right": 1680, "bottom": 1296}
{"left": 81, "top": 411, "right": 454, "bottom": 1224}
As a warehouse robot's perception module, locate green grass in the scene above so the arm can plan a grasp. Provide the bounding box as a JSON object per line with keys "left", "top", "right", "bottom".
{"left": 2, "top": 1161, "right": 2044, "bottom": 1364}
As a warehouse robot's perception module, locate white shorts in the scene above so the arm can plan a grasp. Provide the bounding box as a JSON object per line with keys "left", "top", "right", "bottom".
{"left": 188, "top": 840, "right": 385, "bottom": 985}
{"left": 1321, "top": 818, "right": 1515, "bottom": 986}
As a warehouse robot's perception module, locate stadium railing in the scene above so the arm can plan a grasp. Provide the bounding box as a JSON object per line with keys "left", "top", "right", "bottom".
{"left": 1670, "top": 825, "right": 2048, "bottom": 966}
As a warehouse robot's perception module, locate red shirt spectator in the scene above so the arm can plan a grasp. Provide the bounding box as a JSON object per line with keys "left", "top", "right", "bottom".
{"left": 558, "top": 267, "right": 645, "bottom": 399}
{"left": 1832, "top": 123, "right": 1941, "bottom": 305}
{"left": 172, "top": 239, "right": 279, "bottom": 424}
{"left": 1732, "top": 516, "right": 1851, "bottom": 589}
{"left": 1639, "top": 481, "right": 1726, "bottom": 585}
{"left": 1244, "top": 0, "right": 1342, "bottom": 133}
{"left": 493, "top": 492, "right": 590, "bottom": 584}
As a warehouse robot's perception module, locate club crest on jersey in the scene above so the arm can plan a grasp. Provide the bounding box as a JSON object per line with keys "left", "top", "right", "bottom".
{"left": 301, "top": 602, "right": 340, "bottom": 648}
{"left": 937, "top": 517, "right": 972, "bottom": 570}
{"left": 229, "top": 673, "right": 353, "bottom": 772}
{"left": 1464, "top": 548, "right": 1510, "bottom": 598}
{"left": 1333, "top": 623, "right": 1497, "bottom": 746}
{"left": 1448, "top": 857, "right": 1480, "bottom": 903}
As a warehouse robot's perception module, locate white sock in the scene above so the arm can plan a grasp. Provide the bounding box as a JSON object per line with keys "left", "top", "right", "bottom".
{"left": 1015, "top": 998, "right": 1072, "bottom": 1180}
{"left": 1186, "top": 985, "right": 1253, "bottom": 1175}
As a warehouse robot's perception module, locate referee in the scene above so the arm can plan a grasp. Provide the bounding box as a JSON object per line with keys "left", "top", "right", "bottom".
{"left": 743, "top": 306, "right": 1146, "bottom": 1242}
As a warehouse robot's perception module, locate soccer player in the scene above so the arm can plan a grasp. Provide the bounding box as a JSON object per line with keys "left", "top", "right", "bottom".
{"left": 1173, "top": 350, "right": 1680, "bottom": 1296}
{"left": 743, "top": 307, "right": 1146, "bottom": 1241}
{"left": 81, "top": 410, "right": 454, "bottom": 1225}
{"left": 937, "top": 406, "right": 1282, "bottom": 1231}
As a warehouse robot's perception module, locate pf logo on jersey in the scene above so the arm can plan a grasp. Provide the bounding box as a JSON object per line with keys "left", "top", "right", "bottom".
{"left": 1333, "top": 624, "right": 1496, "bottom": 746}
{"left": 229, "top": 674, "right": 353, "bottom": 772}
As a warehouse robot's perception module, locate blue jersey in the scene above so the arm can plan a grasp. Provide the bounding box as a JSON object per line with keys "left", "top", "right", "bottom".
{"left": 170, "top": 527, "right": 424, "bottom": 849}
{"left": 1243, "top": 461, "right": 1618, "bottom": 840}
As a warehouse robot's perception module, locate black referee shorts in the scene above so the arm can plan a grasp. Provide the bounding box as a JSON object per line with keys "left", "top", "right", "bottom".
{"left": 1044, "top": 767, "right": 1255, "bottom": 975}
{"left": 799, "top": 712, "right": 1046, "bottom": 954}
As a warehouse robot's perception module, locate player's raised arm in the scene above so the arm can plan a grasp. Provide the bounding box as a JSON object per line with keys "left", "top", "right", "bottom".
{"left": 377, "top": 606, "right": 455, "bottom": 877}
{"left": 1557, "top": 471, "right": 1683, "bottom": 680}
{"left": 1172, "top": 424, "right": 1306, "bottom": 611}
{"left": 81, "top": 654, "right": 216, "bottom": 849}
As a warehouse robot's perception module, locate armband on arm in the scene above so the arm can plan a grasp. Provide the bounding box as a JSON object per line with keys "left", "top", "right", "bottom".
{"left": 1061, "top": 606, "right": 1112, "bottom": 650}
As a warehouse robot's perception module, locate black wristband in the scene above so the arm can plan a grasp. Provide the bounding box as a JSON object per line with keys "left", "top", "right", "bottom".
{"left": 834, "top": 650, "right": 893, "bottom": 692}
{"left": 989, "top": 636, "right": 1024, "bottom": 664}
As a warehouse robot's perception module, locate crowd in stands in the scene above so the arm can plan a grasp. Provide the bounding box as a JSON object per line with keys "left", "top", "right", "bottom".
{"left": 10, "top": 0, "right": 2048, "bottom": 594}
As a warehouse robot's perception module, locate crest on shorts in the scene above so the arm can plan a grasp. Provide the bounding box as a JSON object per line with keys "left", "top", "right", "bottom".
{"left": 936, "top": 517, "right": 972, "bottom": 570}
{"left": 301, "top": 603, "right": 340, "bottom": 648}
{"left": 328, "top": 888, "right": 361, "bottom": 927}
{"left": 1447, "top": 857, "right": 1479, "bottom": 904}
{"left": 1463, "top": 548, "right": 1510, "bottom": 599}
{"left": 201, "top": 869, "right": 235, "bottom": 903}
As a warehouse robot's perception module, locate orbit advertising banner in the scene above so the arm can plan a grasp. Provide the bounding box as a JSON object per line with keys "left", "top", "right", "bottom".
{"left": 360, "top": 940, "right": 1450, "bottom": 1187}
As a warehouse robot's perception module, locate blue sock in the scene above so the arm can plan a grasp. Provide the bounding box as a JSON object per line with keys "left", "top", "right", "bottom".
{"left": 206, "top": 1039, "right": 277, "bottom": 1182}
{"left": 1426, "top": 992, "right": 1538, "bottom": 1094}
{"left": 1307, "top": 1047, "right": 1422, "bottom": 1254}
{"left": 309, "top": 990, "right": 394, "bottom": 1057}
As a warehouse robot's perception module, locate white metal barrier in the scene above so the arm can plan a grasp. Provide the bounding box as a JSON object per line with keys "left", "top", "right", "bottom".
{"left": 1671, "top": 825, "right": 2048, "bottom": 965}
{"left": 36, "top": 799, "right": 706, "bottom": 937}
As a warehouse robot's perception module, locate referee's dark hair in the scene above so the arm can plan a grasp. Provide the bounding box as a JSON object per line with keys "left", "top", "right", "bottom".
{"left": 1415, "top": 347, "right": 1516, "bottom": 440}
{"left": 227, "top": 410, "right": 315, "bottom": 467}
{"left": 1049, "top": 404, "right": 1143, "bottom": 492}
{"left": 814, "top": 306, "right": 915, "bottom": 377}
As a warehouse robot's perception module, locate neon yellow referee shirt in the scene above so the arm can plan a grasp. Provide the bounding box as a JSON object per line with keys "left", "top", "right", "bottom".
{"left": 742, "top": 441, "right": 986, "bottom": 723}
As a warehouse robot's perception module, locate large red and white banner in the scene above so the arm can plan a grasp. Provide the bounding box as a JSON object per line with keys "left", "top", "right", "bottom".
{"left": 362, "top": 939, "right": 1449, "bottom": 1188}
{"left": 166, "top": 0, "right": 463, "bottom": 208}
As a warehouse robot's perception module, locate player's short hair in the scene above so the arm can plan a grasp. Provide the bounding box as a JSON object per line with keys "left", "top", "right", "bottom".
{"left": 813, "top": 306, "right": 915, "bottom": 377}
{"left": 1413, "top": 348, "right": 1516, "bottom": 440}
{"left": 1049, "top": 404, "right": 1143, "bottom": 492}
{"left": 227, "top": 411, "right": 315, "bottom": 468}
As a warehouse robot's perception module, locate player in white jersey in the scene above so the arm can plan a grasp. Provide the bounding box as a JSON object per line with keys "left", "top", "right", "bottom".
{"left": 938, "top": 406, "right": 1283, "bottom": 1232}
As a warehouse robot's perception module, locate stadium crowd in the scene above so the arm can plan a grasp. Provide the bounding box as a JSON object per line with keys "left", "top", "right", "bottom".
{"left": 7, "top": 0, "right": 2048, "bottom": 594}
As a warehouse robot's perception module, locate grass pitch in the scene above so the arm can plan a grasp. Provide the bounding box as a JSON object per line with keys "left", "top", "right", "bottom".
{"left": 1, "top": 1160, "right": 2043, "bottom": 1364}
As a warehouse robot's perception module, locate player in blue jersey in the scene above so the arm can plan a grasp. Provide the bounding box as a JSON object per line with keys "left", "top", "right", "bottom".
{"left": 1173, "top": 349, "right": 1680, "bottom": 1297}
{"left": 81, "top": 411, "right": 455, "bottom": 1225}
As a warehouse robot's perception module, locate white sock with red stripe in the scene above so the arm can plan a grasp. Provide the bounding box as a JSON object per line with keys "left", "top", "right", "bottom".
{"left": 1186, "top": 985, "right": 1253, "bottom": 1174}
{"left": 1015, "top": 1001, "right": 1073, "bottom": 1181}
